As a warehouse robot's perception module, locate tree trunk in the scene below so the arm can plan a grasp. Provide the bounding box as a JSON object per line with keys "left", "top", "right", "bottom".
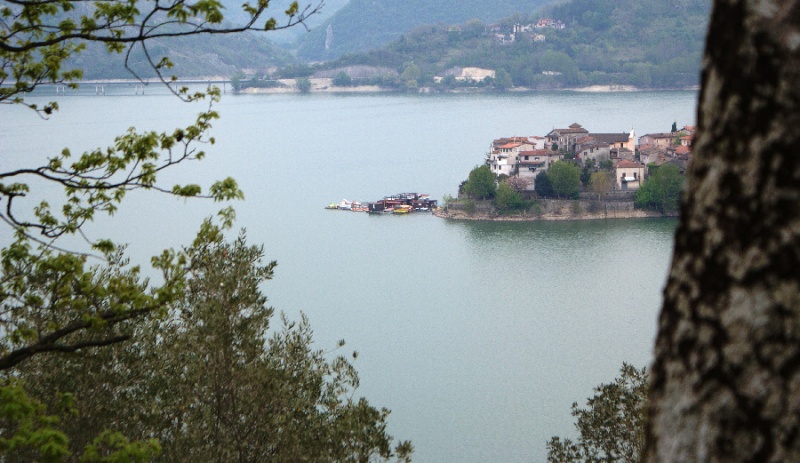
{"left": 645, "top": 1, "right": 800, "bottom": 462}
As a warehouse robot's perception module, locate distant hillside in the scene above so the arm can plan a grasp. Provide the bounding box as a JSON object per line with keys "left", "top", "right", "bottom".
{"left": 219, "top": 0, "right": 349, "bottom": 44}
{"left": 306, "top": 0, "right": 711, "bottom": 90}
{"left": 294, "top": 0, "right": 559, "bottom": 61}
{"left": 73, "top": 32, "right": 294, "bottom": 80}
{"left": 65, "top": 1, "right": 333, "bottom": 80}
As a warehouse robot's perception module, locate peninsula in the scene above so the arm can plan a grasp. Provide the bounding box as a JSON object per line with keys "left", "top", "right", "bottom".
{"left": 437, "top": 122, "right": 690, "bottom": 221}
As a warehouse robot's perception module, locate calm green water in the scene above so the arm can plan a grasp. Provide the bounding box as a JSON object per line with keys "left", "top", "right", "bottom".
{"left": 2, "top": 89, "right": 695, "bottom": 463}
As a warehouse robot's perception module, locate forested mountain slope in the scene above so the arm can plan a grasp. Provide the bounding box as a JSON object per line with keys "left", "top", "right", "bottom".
{"left": 314, "top": 0, "right": 711, "bottom": 89}
{"left": 294, "top": 0, "right": 559, "bottom": 60}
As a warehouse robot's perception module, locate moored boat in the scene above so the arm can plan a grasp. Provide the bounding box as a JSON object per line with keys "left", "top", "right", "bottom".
{"left": 330, "top": 193, "right": 437, "bottom": 214}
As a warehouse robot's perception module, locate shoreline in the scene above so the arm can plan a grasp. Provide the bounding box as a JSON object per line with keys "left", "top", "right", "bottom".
{"left": 433, "top": 208, "right": 677, "bottom": 222}
{"left": 238, "top": 78, "right": 699, "bottom": 95}
{"left": 433, "top": 198, "right": 679, "bottom": 222}
{"left": 61, "top": 78, "right": 698, "bottom": 94}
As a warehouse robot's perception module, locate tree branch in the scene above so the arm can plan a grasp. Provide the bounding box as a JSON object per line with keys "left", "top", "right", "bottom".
{"left": 0, "top": 305, "right": 155, "bottom": 370}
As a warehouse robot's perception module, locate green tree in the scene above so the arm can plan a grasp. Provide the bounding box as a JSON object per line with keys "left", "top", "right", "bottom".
{"left": 400, "top": 63, "right": 421, "bottom": 81}
{"left": 333, "top": 71, "right": 353, "bottom": 86}
{"left": 599, "top": 159, "right": 614, "bottom": 170}
{"left": 494, "top": 181, "right": 525, "bottom": 212}
{"left": 634, "top": 163, "right": 684, "bottom": 212}
{"left": 534, "top": 171, "right": 555, "bottom": 198}
{"left": 589, "top": 171, "right": 614, "bottom": 197}
{"left": 548, "top": 161, "right": 581, "bottom": 199}
{"left": 494, "top": 68, "right": 513, "bottom": 90}
{"left": 462, "top": 165, "right": 497, "bottom": 200}
{"left": 12, "top": 228, "right": 413, "bottom": 463}
{"left": 296, "top": 77, "right": 313, "bottom": 93}
{"left": 547, "top": 364, "right": 648, "bottom": 463}
{"left": 580, "top": 159, "right": 595, "bottom": 187}
{"left": 231, "top": 70, "right": 247, "bottom": 92}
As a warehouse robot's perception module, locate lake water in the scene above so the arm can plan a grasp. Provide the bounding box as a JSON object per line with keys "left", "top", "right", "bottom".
{"left": 1, "top": 87, "right": 697, "bottom": 463}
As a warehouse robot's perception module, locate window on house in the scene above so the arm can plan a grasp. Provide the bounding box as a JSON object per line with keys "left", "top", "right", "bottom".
{"left": 633, "top": 172, "right": 637, "bottom": 179}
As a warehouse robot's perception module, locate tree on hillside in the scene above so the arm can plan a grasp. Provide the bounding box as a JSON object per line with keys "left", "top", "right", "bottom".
{"left": 462, "top": 165, "right": 497, "bottom": 200}
{"left": 334, "top": 71, "right": 353, "bottom": 86}
{"left": 548, "top": 161, "right": 581, "bottom": 199}
{"left": 13, "top": 229, "right": 413, "bottom": 463}
{"left": 548, "top": 364, "right": 648, "bottom": 463}
{"left": 645, "top": 1, "right": 800, "bottom": 462}
{"left": 494, "top": 68, "right": 513, "bottom": 89}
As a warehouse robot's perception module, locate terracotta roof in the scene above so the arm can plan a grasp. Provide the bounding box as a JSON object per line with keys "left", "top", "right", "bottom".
{"left": 548, "top": 124, "right": 589, "bottom": 136}
{"left": 519, "top": 149, "right": 557, "bottom": 156}
{"left": 615, "top": 159, "right": 645, "bottom": 168}
{"left": 590, "top": 133, "right": 630, "bottom": 144}
{"left": 498, "top": 142, "right": 522, "bottom": 149}
{"left": 641, "top": 132, "right": 674, "bottom": 139}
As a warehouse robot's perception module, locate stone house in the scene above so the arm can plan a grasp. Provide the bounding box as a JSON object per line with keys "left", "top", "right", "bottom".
{"left": 488, "top": 137, "right": 534, "bottom": 178}
{"left": 589, "top": 130, "right": 636, "bottom": 151}
{"left": 639, "top": 132, "right": 675, "bottom": 148}
{"left": 576, "top": 138, "right": 611, "bottom": 163}
{"left": 516, "top": 149, "right": 561, "bottom": 190}
{"left": 615, "top": 159, "right": 646, "bottom": 190}
{"left": 639, "top": 145, "right": 668, "bottom": 170}
{"left": 610, "top": 147, "right": 636, "bottom": 162}
{"left": 546, "top": 123, "right": 589, "bottom": 153}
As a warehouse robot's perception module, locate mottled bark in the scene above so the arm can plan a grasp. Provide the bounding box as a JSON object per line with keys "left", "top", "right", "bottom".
{"left": 645, "top": 1, "right": 800, "bottom": 462}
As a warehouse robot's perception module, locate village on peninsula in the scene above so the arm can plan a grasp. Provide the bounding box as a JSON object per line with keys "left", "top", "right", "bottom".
{"left": 436, "top": 121, "right": 694, "bottom": 221}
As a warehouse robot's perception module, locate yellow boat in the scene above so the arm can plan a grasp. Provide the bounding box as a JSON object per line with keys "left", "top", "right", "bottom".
{"left": 393, "top": 205, "right": 413, "bottom": 214}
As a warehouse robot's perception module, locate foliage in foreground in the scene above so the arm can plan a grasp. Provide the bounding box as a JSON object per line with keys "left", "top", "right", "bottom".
{"left": 547, "top": 364, "right": 648, "bottom": 463}
{"left": 0, "top": 0, "right": 411, "bottom": 459}
{"left": 6, "top": 227, "right": 412, "bottom": 463}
